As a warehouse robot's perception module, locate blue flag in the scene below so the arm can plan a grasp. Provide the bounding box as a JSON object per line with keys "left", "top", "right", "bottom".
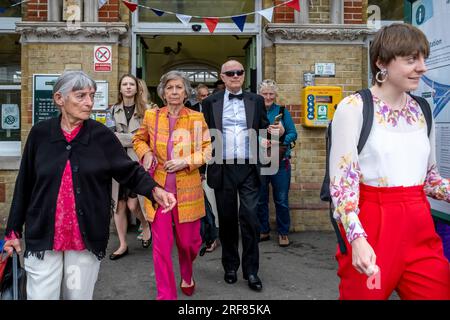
{"left": 151, "top": 9, "right": 165, "bottom": 17}
{"left": 231, "top": 15, "right": 247, "bottom": 32}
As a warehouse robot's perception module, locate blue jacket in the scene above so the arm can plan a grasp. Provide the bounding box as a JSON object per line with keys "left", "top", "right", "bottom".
{"left": 266, "top": 103, "right": 297, "bottom": 159}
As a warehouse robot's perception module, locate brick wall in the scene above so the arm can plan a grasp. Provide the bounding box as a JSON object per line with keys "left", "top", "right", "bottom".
{"left": 344, "top": 0, "right": 364, "bottom": 24}
{"left": 99, "top": 0, "right": 120, "bottom": 22}
{"left": 25, "top": 0, "right": 48, "bottom": 21}
{"left": 0, "top": 171, "right": 19, "bottom": 231}
{"left": 263, "top": 43, "right": 366, "bottom": 231}
{"left": 274, "top": 0, "right": 295, "bottom": 23}
{"left": 24, "top": 0, "right": 121, "bottom": 22}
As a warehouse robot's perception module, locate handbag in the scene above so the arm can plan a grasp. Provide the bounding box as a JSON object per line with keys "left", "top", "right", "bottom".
{"left": 147, "top": 109, "right": 159, "bottom": 177}
{"left": 0, "top": 249, "right": 27, "bottom": 300}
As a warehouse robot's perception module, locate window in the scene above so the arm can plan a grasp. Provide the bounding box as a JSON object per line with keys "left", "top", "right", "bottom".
{"left": 138, "top": 0, "right": 256, "bottom": 23}
{"left": 368, "top": 0, "right": 404, "bottom": 24}
{"left": 0, "top": 0, "right": 22, "bottom": 18}
{"left": 0, "top": 34, "right": 21, "bottom": 158}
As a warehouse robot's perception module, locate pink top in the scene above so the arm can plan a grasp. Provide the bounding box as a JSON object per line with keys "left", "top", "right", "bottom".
{"left": 164, "top": 115, "right": 178, "bottom": 194}
{"left": 53, "top": 124, "right": 86, "bottom": 251}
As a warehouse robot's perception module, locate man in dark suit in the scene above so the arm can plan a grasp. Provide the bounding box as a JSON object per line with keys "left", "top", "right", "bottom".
{"left": 202, "top": 60, "right": 269, "bottom": 291}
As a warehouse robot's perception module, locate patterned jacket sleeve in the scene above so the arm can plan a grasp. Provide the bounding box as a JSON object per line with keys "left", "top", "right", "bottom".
{"left": 424, "top": 120, "right": 450, "bottom": 202}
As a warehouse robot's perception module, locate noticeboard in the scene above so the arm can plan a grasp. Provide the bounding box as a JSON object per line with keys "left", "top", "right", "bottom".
{"left": 412, "top": 0, "right": 450, "bottom": 221}
{"left": 33, "top": 74, "right": 60, "bottom": 124}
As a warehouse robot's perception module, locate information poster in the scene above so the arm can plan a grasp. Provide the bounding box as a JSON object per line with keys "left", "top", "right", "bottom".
{"left": 33, "top": 74, "right": 60, "bottom": 124}
{"left": 413, "top": 0, "right": 450, "bottom": 218}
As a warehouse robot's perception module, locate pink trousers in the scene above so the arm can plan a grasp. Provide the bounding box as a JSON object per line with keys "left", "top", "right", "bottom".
{"left": 151, "top": 205, "right": 202, "bottom": 300}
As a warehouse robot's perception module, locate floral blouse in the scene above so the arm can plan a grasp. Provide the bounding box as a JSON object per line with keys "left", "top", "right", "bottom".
{"left": 330, "top": 93, "right": 450, "bottom": 243}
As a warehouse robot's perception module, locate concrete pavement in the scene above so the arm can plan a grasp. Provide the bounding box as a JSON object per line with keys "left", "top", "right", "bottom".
{"left": 94, "top": 229, "right": 340, "bottom": 300}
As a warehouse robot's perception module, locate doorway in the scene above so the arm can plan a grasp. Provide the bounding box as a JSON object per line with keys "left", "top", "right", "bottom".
{"left": 136, "top": 35, "right": 258, "bottom": 105}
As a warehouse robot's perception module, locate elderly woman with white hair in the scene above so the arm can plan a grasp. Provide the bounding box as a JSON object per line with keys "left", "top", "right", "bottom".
{"left": 2, "top": 70, "right": 176, "bottom": 300}
{"left": 133, "top": 70, "right": 211, "bottom": 300}
{"left": 257, "top": 79, "right": 297, "bottom": 247}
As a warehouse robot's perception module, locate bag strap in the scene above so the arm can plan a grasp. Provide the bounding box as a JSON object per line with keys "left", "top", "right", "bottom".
{"left": 279, "top": 105, "right": 285, "bottom": 118}
{"left": 12, "top": 250, "right": 18, "bottom": 300}
{"left": 328, "top": 89, "right": 373, "bottom": 255}
{"left": 409, "top": 94, "right": 432, "bottom": 137}
{"left": 356, "top": 89, "right": 374, "bottom": 154}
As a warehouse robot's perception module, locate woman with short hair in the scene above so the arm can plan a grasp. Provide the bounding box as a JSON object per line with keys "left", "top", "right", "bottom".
{"left": 2, "top": 70, "right": 176, "bottom": 300}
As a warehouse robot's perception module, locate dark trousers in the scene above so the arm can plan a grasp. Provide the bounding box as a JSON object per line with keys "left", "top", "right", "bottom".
{"left": 214, "top": 163, "right": 260, "bottom": 277}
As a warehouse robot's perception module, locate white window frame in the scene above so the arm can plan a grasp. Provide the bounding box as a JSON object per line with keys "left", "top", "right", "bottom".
{"left": 0, "top": 13, "right": 22, "bottom": 164}
{"left": 131, "top": 0, "right": 263, "bottom": 86}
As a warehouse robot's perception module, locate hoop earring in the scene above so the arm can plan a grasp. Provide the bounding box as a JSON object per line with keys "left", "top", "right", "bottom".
{"left": 375, "top": 69, "right": 388, "bottom": 83}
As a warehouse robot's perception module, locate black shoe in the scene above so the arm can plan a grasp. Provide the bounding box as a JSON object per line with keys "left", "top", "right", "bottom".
{"left": 247, "top": 274, "right": 262, "bottom": 291}
{"left": 109, "top": 248, "right": 129, "bottom": 260}
{"left": 141, "top": 235, "right": 152, "bottom": 248}
{"left": 224, "top": 270, "right": 237, "bottom": 284}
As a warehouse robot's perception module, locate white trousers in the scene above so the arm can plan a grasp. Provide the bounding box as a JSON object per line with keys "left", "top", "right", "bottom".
{"left": 24, "top": 250, "right": 101, "bottom": 300}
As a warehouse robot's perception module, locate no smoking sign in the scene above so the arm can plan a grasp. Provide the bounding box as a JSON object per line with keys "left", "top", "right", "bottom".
{"left": 94, "top": 46, "right": 112, "bottom": 72}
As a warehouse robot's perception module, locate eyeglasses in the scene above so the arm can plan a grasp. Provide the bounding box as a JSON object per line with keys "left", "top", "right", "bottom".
{"left": 222, "top": 70, "right": 245, "bottom": 77}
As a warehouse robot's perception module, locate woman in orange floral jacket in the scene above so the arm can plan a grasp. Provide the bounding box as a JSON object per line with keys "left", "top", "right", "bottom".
{"left": 133, "top": 70, "right": 211, "bottom": 300}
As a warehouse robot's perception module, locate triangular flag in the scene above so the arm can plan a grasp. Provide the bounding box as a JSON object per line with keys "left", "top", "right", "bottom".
{"left": 258, "top": 7, "right": 274, "bottom": 22}
{"left": 176, "top": 14, "right": 192, "bottom": 26}
{"left": 122, "top": 0, "right": 137, "bottom": 12}
{"left": 231, "top": 15, "right": 247, "bottom": 32}
{"left": 151, "top": 8, "right": 165, "bottom": 17}
{"left": 203, "top": 17, "right": 219, "bottom": 33}
{"left": 98, "top": 0, "right": 108, "bottom": 9}
{"left": 286, "top": 0, "right": 300, "bottom": 12}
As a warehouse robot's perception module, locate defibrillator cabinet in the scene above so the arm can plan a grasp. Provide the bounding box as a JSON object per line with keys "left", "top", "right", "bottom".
{"left": 302, "top": 86, "right": 342, "bottom": 127}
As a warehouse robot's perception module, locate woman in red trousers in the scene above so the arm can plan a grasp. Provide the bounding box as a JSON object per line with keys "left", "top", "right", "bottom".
{"left": 330, "top": 23, "right": 450, "bottom": 300}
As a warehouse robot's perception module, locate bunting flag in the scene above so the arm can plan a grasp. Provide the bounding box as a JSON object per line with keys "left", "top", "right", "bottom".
{"left": 122, "top": 0, "right": 137, "bottom": 12}
{"left": 286, "top": 0, "right": 300, "bottom": 12}
{"left": 151, "top": 8, "right": 165, "bottom": 16}
{"left": 231, "top": 15, "right": 247, "bottom": 32}
{"left": 176, "top": 14, "right": 192, "bottom": 26}
{"left": 203, "top": 17, "right": 219, "bottom": 33}
{"left": 258, "top": 7, "right": 274, "bottom": 23}
{"left": 98, "top": 0, "right": 108, "bottom": 9}
{"left": 121, "top": 0, "right": 300, "bottom": 33}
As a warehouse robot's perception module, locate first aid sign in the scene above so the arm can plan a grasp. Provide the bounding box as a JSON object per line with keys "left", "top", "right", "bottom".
{"left": 94, "top": 46, "right": 112, "bottom": 72}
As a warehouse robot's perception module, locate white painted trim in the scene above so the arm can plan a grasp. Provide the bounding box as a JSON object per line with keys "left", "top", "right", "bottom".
{"left": 0, "top": 85, "right": 21, "bottom": 90}
{"left": 131, "top": 32, "right": 137, "bottom": 77}
{"left": 0, "top": 17, "right": 21, "bottom": 33}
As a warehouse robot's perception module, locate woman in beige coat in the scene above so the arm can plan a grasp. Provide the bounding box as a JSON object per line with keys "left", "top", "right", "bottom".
{"left": 109, "top": 74, "right": 152, "bottom": 260}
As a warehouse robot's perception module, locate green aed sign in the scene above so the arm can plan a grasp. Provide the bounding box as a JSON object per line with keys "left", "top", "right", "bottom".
{"left": 33, "top": 74, "right": 60, "bottom": 124}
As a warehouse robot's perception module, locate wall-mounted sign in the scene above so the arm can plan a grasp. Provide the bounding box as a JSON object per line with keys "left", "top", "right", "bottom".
{"left": 1, "top": 104, "right": 20, "bottom": 130}
{"left": 93, "top": 80, "right": 109, "bottom": 110}
{"left": 33, "top": 74, "right": 60, "bottom": 124}
{"left": 314, "top": 63, "right": 336, "bottom": 77}
{"left": 94, "top": 46, "right": 112, "bottom": 72}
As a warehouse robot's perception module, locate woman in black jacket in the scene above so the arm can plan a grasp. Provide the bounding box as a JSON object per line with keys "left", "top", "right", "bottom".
{"left": 2, "top": 70, "right": 176, "bottom": 300}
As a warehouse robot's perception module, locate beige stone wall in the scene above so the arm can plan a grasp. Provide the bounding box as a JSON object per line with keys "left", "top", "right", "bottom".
{"left": 0, "top": 171, "right": 19, "bottom": 231}
{"left": 263, "top": 43, "right": 367, "bottom": 231}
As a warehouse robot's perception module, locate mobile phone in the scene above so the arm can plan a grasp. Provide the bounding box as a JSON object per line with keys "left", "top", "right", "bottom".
{"left": 273, "top": 114, "right": 283, "bottom": 124}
